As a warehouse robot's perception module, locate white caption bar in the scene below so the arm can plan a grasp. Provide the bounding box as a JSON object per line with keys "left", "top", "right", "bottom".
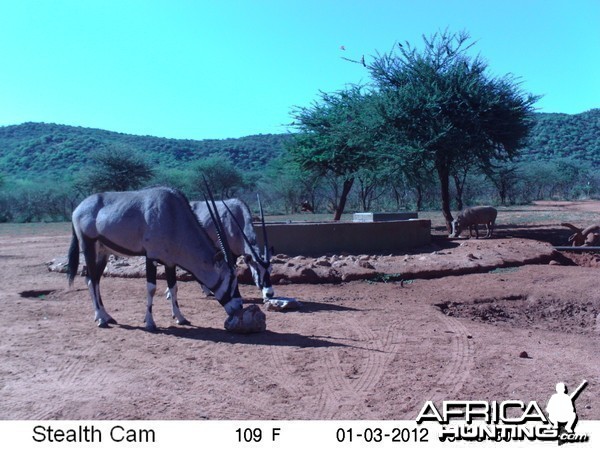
{"left": 1, "top": 420, "right": 598, "bottom": 450}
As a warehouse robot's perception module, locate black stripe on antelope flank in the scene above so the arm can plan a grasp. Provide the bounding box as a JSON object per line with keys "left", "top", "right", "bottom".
{"left": 96, "top": 235, "right": 145, "bottom": 257}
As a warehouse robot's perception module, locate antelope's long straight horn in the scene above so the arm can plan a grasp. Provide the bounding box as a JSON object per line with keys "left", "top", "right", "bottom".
{"left": 202, "top": 178, "right": 234, "bottom": 268}
{"left": 220, "top": 200, "right": 264, "bottom": 263}
{"left": 257, "top": 193, "right": 270, "bottom": 261}
{"left": 202, "top": 192, "right": 228, "bottom": 261}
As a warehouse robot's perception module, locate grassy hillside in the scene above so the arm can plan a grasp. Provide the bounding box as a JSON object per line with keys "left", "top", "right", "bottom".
{"left": 0, "top": 109, "right": 598, "bottom": 181}
{"left": 0, "top": 122, "right": 290, "bottom": 179}
{"left": 524, "top": 109, "right": 600, "bottom": 165}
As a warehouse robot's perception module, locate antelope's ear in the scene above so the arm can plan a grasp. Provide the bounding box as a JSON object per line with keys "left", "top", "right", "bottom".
{"left": 214, "top": 251, "right": 225, "bottom": 264}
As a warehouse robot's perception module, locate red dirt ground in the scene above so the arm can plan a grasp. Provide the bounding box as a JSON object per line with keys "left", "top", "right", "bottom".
{"left": 0, "top": 202, "right": 599, "bottom": 420}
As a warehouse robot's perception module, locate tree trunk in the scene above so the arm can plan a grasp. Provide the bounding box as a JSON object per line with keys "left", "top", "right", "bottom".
{"left": 415, "top": 184, "right": 423, "bottom": 212}
{"left": 452, "top": 169, "right": 468, "bottom": 211}
{"left": 333, "top": 177, "right": 354, "bottom": 221}
{"left": 453, "top": 173, "right": 463, "bottom": 211}
{"left": 392, "top": 185, "right": 403, "bottom": 210}
{"left": 437, "top": 165, "right": 454, "bottom": 233}
{"left": 499, "top": 180, "right": 507, "bottom": 206}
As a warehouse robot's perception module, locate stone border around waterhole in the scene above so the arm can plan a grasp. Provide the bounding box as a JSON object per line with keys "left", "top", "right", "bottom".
{"left": 46, "top": 238, "right": 562, "bottom": 284}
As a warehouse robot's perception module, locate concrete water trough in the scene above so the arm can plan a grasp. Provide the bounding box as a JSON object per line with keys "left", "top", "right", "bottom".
{"left": 255, "top": 214, "right": 431, "bottom": 256}
{"left": 352, "top": 212, "right": 419, "bottom": 222}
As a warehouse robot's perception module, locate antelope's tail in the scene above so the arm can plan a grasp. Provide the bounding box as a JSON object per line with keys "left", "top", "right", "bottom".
{"left": 67, "top": 227, "right": 80, "bottom": 287}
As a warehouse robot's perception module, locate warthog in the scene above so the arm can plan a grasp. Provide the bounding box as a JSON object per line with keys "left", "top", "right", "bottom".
{"left": 561, "top": 223, "right": 600, "bottom": 246}
{"left": 450, "top": 206, "right": 498, "bottom": 239}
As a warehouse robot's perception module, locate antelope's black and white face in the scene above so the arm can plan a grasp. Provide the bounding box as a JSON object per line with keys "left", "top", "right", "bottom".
{"left": 212, "top": 255, "right": 243, "bottom": 315}
{"left": 247, "top": 257, "right": 274, "bottom": 300}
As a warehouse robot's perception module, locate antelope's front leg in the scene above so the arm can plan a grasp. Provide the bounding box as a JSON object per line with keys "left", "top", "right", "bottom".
{"left": 166, "top": 266, "right": 190, "bottom": 326}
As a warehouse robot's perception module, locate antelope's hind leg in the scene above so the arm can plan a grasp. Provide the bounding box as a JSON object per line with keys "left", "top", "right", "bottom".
{"left": 144, "top": 259, "right": 159, "bottom": 331}
{"left": 166, "top": 265, "right": 190, "bottom": 326}
{"left": 83, "top": 240, "right": 116, "bottom": 327}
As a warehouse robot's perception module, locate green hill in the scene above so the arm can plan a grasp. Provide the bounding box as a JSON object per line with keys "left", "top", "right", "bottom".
{"left": 0, "top": 109, "right": 599, "bottom": 181}
{"left": 523, "top": 109, "right": 600, "bottom": 165}
{"left": 0, "top": 110, "right": 599, "bottom": 222}
{"left": 0, "top": 122, "right": 290, "bottom": 179}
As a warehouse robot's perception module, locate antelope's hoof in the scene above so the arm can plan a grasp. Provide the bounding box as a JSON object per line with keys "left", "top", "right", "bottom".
{"left": 97, "top": 319, "right": 110, "bottom": 328}
{"left": 107, "top": 317, "right": 117, "bottom": 325}
{"left": 145, "top": 323, "right": 158, "bottom": 333}
{"left": 177, "top": 318, "right": 191, "bottom": 326}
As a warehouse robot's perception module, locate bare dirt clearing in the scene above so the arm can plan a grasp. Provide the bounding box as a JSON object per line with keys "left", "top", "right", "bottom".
{"left": 1, "top": 202, "right": 599, "bottom": 420}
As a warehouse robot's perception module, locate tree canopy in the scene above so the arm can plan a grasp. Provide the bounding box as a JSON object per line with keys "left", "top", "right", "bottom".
{"left": 289, "top": 86, "right": 384, "bottom": 220}
{"left": 285, "top": 30, "right": 540, "bottom": 224}
{"left": 189, "top": 154, "right": 246, "bottom": 199}
{"left": 367, "top": 30, "right": 539, "bottom": 230}
{"left": 77, "top": 147, "right": 155, "bottom": 193}
{"left": 0, "top": 28, "right": 598, "bottom": 224}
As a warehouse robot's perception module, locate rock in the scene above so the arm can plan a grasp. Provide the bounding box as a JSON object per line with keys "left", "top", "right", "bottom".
{"left": 46, "top": 257, "right": 68, "bottom": 273}
{"left": 224, "top": 305, "right": 266, "bottom": 333}
{"left": 358, "top": 260, "right": 375, "bottom": 270}
{"left": 314, "top": 257, "right": 332, "bottom": 267}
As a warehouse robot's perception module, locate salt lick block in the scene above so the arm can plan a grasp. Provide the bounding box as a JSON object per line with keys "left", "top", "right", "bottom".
{"left": 224, "top": 304, "right": 267, "bottom": 333}
{"left": 264, "top": 297, "right": 303, "bottom": 312}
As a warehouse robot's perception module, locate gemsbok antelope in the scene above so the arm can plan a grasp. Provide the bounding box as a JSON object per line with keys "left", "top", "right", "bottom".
{"left": 189, "top": 197, "right": 274, "bottom": 301}
{"left": 67, "top": 186, "right": 242, "bottom": 330}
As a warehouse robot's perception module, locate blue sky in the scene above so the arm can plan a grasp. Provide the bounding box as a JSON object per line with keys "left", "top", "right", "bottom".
{"left": 0, "top": 0, "right": 598, "bottom": 140}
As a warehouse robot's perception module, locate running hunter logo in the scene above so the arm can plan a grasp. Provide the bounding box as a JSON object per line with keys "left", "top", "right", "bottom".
{"left": 416, "top": 380, "right": 589, "bottom": 443}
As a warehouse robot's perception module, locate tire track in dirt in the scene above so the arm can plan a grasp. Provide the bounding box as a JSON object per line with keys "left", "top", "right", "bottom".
{"left": 15, "top": 344, "right": 113, "bottom": 420}
{"left": 315, "top": 319, "right": 404, "bottom": 419}
{"left": 266, "top": 342, "right": 325, "bottom": 419}
{"left": 402, "top": 311, "right": 474, "bottom": 419}
{"left": 208, "top": 394, "right": 279, "bottom": 420}
{"left": 261, "top": 315, "right": 406, "bottom": 420}
{"left": 436, "top": 312, "right": 474, "bottom": 398}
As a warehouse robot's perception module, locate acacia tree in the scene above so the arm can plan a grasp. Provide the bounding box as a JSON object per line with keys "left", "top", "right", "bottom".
{"left": 77, "top": 146, "right": 154, "bottom": 193}
{"left": 368, "top": 30, "right": 539, "bottom": 231}
{"left": 484, "top": 161, "right": 520, "bottom": 205}
{"left": 190, "top": 154, "right": 245, "bottom": 199}
{"left": 289, "top": 86, "right": 382, "bottom": 220}
{"left": 259, "top": 155, "right": 322, "bottom": 214}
